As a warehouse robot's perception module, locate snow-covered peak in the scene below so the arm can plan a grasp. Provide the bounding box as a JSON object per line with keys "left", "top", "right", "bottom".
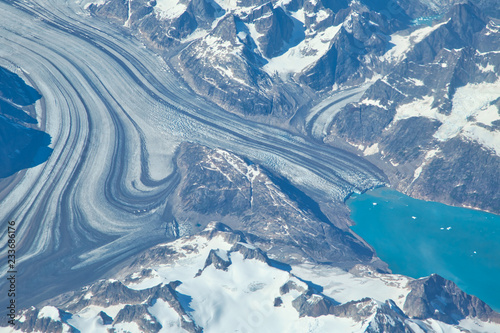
{"left": 10, "top": 224, "right": 499, "bottom": 332}
{"left": 154, "top": 0, "right": 187, "bottom": 20}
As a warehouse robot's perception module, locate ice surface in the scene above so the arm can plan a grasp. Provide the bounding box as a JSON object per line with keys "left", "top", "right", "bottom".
{"left": 0, "top": 0, "right": 383, "bottom": 308}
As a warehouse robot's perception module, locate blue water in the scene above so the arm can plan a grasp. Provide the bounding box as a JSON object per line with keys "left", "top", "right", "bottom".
{"left": 347, "top": 187, "right": 500, "bottom": 312}
{"left": 412, "top": 15, "right": 443, "bottom": 26}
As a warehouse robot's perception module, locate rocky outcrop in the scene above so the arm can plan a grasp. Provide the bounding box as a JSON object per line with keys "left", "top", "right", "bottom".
{"left": 292, "top": 292, "right": 339, "bottom": 317}
{"left": 196, "top": 230, "right": 272, "bottom": 276}
{"left": 173, "top": 142, "right": 379, "bottom": 268}
{"left": 112, "top": 304, "right": 162, "bottom": 332}
{"left": 252, "top": 5, "right": 295, "bottom": 58}
{"left": 27, "top": 279, "right": 204, "bottom": 333}
{"left": 0, "top": 67, "right": 52, "bottom": 178}
{"left": 328, "top": 2, "right": 500, "bottom": 213}
{"left": 409, "top": 137, "right": 500, "bottom": 213}
{"left": 333, "top": 298, "right": 412, "bottom": 333}
{"left": 229, "top": 242, "right": 269, "bottom": 263}
{"left": 292, "top": 294, "right": 416, "bottom": 333}
{"left": 99, "top": 311, "right": 113, "bottom": 325}
{"left": 3, "top": 307, "right": 74, "bottom": 333}
{"left": 201, "top": 249, "right": 232, "bottom": 272}
{"left": 404, "top": 274, "right": 500, "bottom": 324}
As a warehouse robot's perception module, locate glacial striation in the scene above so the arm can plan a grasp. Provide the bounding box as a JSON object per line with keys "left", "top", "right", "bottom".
{"left": 2, "top": 223, "right": 499, "bottom": 332}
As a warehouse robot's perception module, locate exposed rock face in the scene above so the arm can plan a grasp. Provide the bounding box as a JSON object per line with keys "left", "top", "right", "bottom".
{"left": 112, "top": 304, "right": 162, "bottom": 332}
{"left": 201, "top": 249, "right": 232, "bottom": 272}
{"left": 409, "top": 137, "right": 500, "bottom": 213}
{"left": 196, "top": 237, "right": 271, "bottom": 276}
{"left": 292, "top": 292, "right": 339, "bottom": 317}
{"left": 62, "top": 280, "right": 153, "bottom": 312}
{"left": 251, "top": 4, "right": 295, "bottom": 58}
{"left": 292, "top": 294, "right": 417, "bottom": 332}
{"left": 5, "top": 307, "right": 73, "bottom": 333}
{"left": 99, "top": 311, "right": 113, "bottom": 325}
{"left": 328, "top": 2, "right": 500, "bottom": 213}
{"left": 86, "top": 0, "right": 412, "bottom": 117}
{"left": 0, "top": 67, "right": 52, "bottom": 178}
{"left": 280, "top": 280, "right": 306, "bottom": 295}
{"left": 404, "top": 274, "right": 500, "bottom": 324}
{"left": 27, "top": 278, "right": 203, "bottom": 333}
{"left": 333, "top": 298, "right": 412, "bottom": 333}
{"left": 171, "top": 11, "right": 305, "bottom": 118}
{"left": 229, "top": 242, "right": 269, "bottom": 263}
{"left": 173, "top": 142, "right": 378, "bottom": 268}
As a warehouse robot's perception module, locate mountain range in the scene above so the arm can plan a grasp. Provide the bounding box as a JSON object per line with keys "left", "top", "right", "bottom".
{"left": 0, "top": 0, "right": 499, "bottom": 332}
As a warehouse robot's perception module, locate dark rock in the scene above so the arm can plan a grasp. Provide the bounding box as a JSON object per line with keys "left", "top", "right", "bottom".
{"left": 330, "top": 100, "right": 396, "bottom": 144}
{"left": 113, "top": 304, "right": 162, "bottom": 332}
{"left": 88, "top": 0, "right": 129, "bottom": 23}
{"left": 202, "top": 249, "right": 232, "bottom": 271}
{"left": 331, "top": 297, "right": 376, "bottom": 320}
{"left": 63, "top": 280, "right": 160, "bottom": 312}
{"left": 292, "top": 294, "right": 335, "bottom": 318}
{"left": 0, "top": 67, "right": 52, "bottom": 178}
{"left": 381, "top": 117, "right": 441, "bottom": 164}
{"left": 409, "top": 137, "right": 500, "bottom": 213}
{"left": 404, "top": 274, "right": 500, "bottom": 324}
{"left": 99, "top": 311, "right": 113, "bottom": 325}
{"left": 292, "top": 292, "right": 339, "bottom": 317}
{"left": 333, "top": 298, "right": 410, "bottom": 333}
{"left": 200, "top": 222, "right": 247, "bottom": 244}
{"left": 253, "top": 6, "right": 295, "bottom": 58}
{"left": 280, "top": 280, "right": 306, "bottom": 295}
{"left": 0, "top": 67, "right": 41, "bottom": 105}
{"left": 229, "top": 243, "right": 269, "bottom": 263}
{"left": 150, "top": 283, "right": 203, "bottom": 333}
{"left": 0, "top": 307, "right": 73, "bottom": 333}
{"left": 408, "top": 3, "right": 487, "bottom": 63}
{"left": 173, "top": 143, "right": 377, "bottom": 267}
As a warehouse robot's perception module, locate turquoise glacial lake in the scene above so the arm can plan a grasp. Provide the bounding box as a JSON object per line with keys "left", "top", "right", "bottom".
{"left": 347, "top": 187, "right": 500, "bottom": 312}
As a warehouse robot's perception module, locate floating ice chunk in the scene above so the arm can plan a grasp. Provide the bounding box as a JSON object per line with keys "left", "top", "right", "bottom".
{"left": 446, "top": 227, "right": 452, "bottom": 230}
{"left": 411, "top": 216, "right": 416, "bottom": 220}
{"left": 373, "top": 202, "right": 378, "bottom": 206}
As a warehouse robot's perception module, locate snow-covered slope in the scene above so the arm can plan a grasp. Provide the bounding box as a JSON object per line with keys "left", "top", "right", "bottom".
{"left": 5, "top": 223, "right": 500, "bottom": 333}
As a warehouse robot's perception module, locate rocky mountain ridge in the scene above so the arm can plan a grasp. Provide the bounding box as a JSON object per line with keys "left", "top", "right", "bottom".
{"left": 328, "top": 2, "right": 500, "bottom": 212}
{"left": 86, "top": 0, "right": 500, "bottom": 214}
{"left": 0, "top": 66, "right": 52, "bottom": 179}
{"left": 1, "top": 0, "right": 499, "bottom": 332}
{"left": 3, "top": 222, "right": 499, "bottom": 332}
{"left": 170, "top": 142, "right": 382, "bottom": 267}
